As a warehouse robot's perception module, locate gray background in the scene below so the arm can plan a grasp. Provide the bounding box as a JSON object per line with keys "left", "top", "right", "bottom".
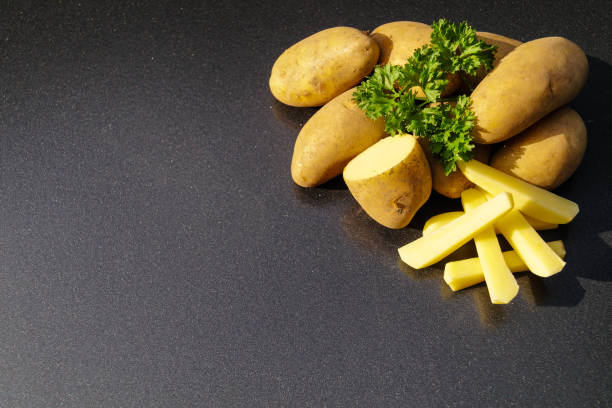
{"left": 1, "top": 0, "right": 610, "bottom": 406}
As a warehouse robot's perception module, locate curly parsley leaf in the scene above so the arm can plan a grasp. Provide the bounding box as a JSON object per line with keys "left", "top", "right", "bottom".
{"left": 353, "top": 19, "right": 496, "bottom": 175}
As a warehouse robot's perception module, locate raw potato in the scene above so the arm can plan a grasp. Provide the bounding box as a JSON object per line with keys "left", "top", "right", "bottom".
{"left": 291, "top": 88, "right": 385, "bottom": 187}
{"left": 461, "top": 188, "right": 518, "bottom": 304}
{"left": 343, "top": 134, "right": 431, "bottom": 229}
{"left": 490, "top": 107, "right": 587, "bottom": 190}
{"left": 457, "top": 159, "right": 579, "bottom": 224}
{"left": 419, "top": 139, "right": 492, "bottom": 198}
{"left": 494, "top": 209, "right": 566, "bottom": 277}
{"left": 422, "top": 211, "right": 558, "bottom": 236}
{"left": 370, "top": 21, "right": 431, "bottom": 66}
{"left": 398, "top": 192, "right": 514, "bottom": 268}
{"left": 465, "top": 32, "right": 522, "bottom": 88}
{"left": 470, "top": 36, "right": 588, "bottom": 144}
{"left": 269, "top": 27, "right": 379, "bottom": 107}
{"left": 444, "top": 241, "right": 566, "bottom": 291}
{"left": 370, "top": 21, "right": 461, "bottom": 97}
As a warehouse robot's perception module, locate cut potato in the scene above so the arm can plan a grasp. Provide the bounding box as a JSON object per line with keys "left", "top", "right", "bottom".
{"left": 457, "top": 159, "right": 579, "bottom": 224}
{"left": 444, "top": 241, "right": 566, "bottom": 291}
{"left": 398, "top": 192, "right": 513, "bottom": 268}
{"left": 343, "top": 134, "right": 431, "bottom": 229}
{"left": 494, "top": 209, "right": 566, "bottom": 277}
{"left": 461, "top": 189, "right": 518, "bottom": 304}
{"left": 422, "top": 211, "right": 557, "bottom": 236}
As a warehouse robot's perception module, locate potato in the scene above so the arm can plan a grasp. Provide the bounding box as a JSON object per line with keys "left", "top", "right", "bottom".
{"left": 419, "top": 139, "right": 492, "bottom": 198}
{"left": 291, "top": 88, "right": 385, "bottom": 187}
{"left": 343, "top": 134, "right": 431, "bottom": 229}
{"left": 457, "top": 159, "right": 579, "bottom": 224}
{"left": 490, "top": 107, "right": 587, "bottom": 190}
{"left": 465, "top": 32, "right": 522, "bottom": 88}
{"left": 470, "top": 36, "right": 588, "bottom": 144}
{"left": 398, "top": 192, "right": 514, "bottom": 268}
{"left": 370, "top": 21, "right": 461, "bottom": 97}
{"left": 269, "top": 27, "right": 379, "bottom": 107}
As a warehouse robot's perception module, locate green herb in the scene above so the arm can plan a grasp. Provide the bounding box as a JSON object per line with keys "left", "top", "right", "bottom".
{"left": 353, "top": 19, "right": 497, "bottom": 174}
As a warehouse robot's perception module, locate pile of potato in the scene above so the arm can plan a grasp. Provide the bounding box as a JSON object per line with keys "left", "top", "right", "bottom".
{"left": 269, "top": 21, "right": 588, "bottom": 303}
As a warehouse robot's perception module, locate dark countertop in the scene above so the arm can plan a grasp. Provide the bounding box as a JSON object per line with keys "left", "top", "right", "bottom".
{"left": 1, "top": 1, "right": 610, "bottom": 407}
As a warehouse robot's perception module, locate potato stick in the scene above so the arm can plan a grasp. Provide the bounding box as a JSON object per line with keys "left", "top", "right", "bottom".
{"left": 444, "top": 241, "right": 566, "bottom": 291}
{"left": 422, "top": 211, "right": 557, "bottom": 236}
{"left": 495, "top": 209, "right": 566, "bottom": 277}
{"left": 457, "top": 159, "right": 579, "bottom": 224}
{"left": 461, "top": 189, "right": 518, "bottom": 304}
{"left": 398, "top": 192, "right": 513, "bottom": 269}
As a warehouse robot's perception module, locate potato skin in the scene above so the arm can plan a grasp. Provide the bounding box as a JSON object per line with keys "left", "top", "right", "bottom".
{"left": 465, "top": 32, "right": 522, "bottom": 88}
{"left": 269, "top": 27, "right": 379, "bottom": 107}
{"left": 343, "top": 135, "right": 431, "bottom": 229}
{"left": 420, "top": 140, "right": 492, "bottom": 198}
{"left": 371, "top": 21, "right": 460, "bottom": 97}
{"left": 291, "top": 88, "right": 385, "bottom": 187}
{"left": 490, "top": 107, "right": 587, "bottom": 190}
{"left": 371, "top": 21, "right": 431, "bottom": 66}
{"left": 470, "top": 36, "right": 588, "bottom": 144}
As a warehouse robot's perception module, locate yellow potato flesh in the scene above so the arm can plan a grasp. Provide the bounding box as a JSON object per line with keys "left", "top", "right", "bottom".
{"left": 343, "top": 134, "right": 431, "bottom": 229}
{"left": 398, "top": 192, "right": 513, "bottom": 269}
{"left": 422, "top": 211, "right": 557, "bottom": 236}
{"left": 457, "top": 159, "right": 578, "bottom": 224}
{"left": 460, "top": 189, "right": 518, "bottom": 304}
{"left": 494, "top": 209, "right": 566, "bottom": 277}
{"left": 444, "top": 241, "right": 566, "bottom": 291}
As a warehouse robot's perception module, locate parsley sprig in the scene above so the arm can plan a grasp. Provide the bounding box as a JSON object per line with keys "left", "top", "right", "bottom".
{"left": 353, "top": 19, "right": 497, "bottom": 174}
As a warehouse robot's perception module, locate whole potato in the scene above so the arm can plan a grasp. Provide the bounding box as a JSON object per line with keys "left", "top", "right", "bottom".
{"left": 419, "top": 139, "right": 492, "bottom": 198}
{"left": 269, "top": 27, "right": 379, "bottom": 107}
{"left": 464, "top": 32, "right": 522, "bottom": 89}
{"left": 490, "top": 107, "right": 587, "bottom": 190}
{"left": 370, "top": 21, "right": 431, "bottom": 66}
{"left": 291, "top": 88, "right": 385, "bottom": 187}
{"left": 370, "top": 21, "right": 461, "bottom": 97}
{"left": 343, "top": 134, "right": 431, "bottom": 229}
{"left": 470, "top": 37, "right": 588, "bottom": 144}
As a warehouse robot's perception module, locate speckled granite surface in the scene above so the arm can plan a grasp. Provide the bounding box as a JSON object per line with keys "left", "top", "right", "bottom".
{"left": 0, "top": 1, "right": 610, "bottom": 406}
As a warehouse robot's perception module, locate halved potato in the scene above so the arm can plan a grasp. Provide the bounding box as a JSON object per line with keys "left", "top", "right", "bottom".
{"left": 343, "top": 134, "right": 431, "bottom": 229}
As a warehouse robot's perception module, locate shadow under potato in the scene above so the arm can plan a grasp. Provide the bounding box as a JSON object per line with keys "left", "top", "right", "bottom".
{"left": 555, "top": 55, "right": 612, "bottom": 282}
{"left": 270, "top": 97, "right": 317, "bottom": 132}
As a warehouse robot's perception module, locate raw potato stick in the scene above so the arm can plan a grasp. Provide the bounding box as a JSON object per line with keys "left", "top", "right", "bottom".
{"left": 444, "top": 241, "right": 566, "bottom": 291}
{"left": 461, "top": 189, "right": 518, "bottom": 304}
{"left": 422, "top": 211, "right": 557, "bottom": 236}
{"left": 457, "top": 159, "right": 579, "bottom": 224}
{"left": 494, "top": 209, "right": 566, "bottom": 277}
{"left": 398, "top": 192, "right": 513, "bottom": 269}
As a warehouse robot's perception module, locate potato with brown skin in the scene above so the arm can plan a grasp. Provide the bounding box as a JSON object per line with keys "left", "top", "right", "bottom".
{"left": 269, "top": 27, "right": 379, "bottom": 107}
{"left": 490, "top": 107, "right": 587, "bottom": 190}
{"left": 464, "top": 32, "right": 522, "bottom": 89}
{"left": 370, "top": 21, "right": 461, "bottom": 97}
{"left": 343, "top": 134, "right": 431, "bottom": 229}
{"left": 470, "top": 36, "right": 588, "bottom": 144}
{"left": 419, "top": 139, "right": 493, "bottom": 198}
{"left": 291, "top": 88, "right": 385, "bottom": 187}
